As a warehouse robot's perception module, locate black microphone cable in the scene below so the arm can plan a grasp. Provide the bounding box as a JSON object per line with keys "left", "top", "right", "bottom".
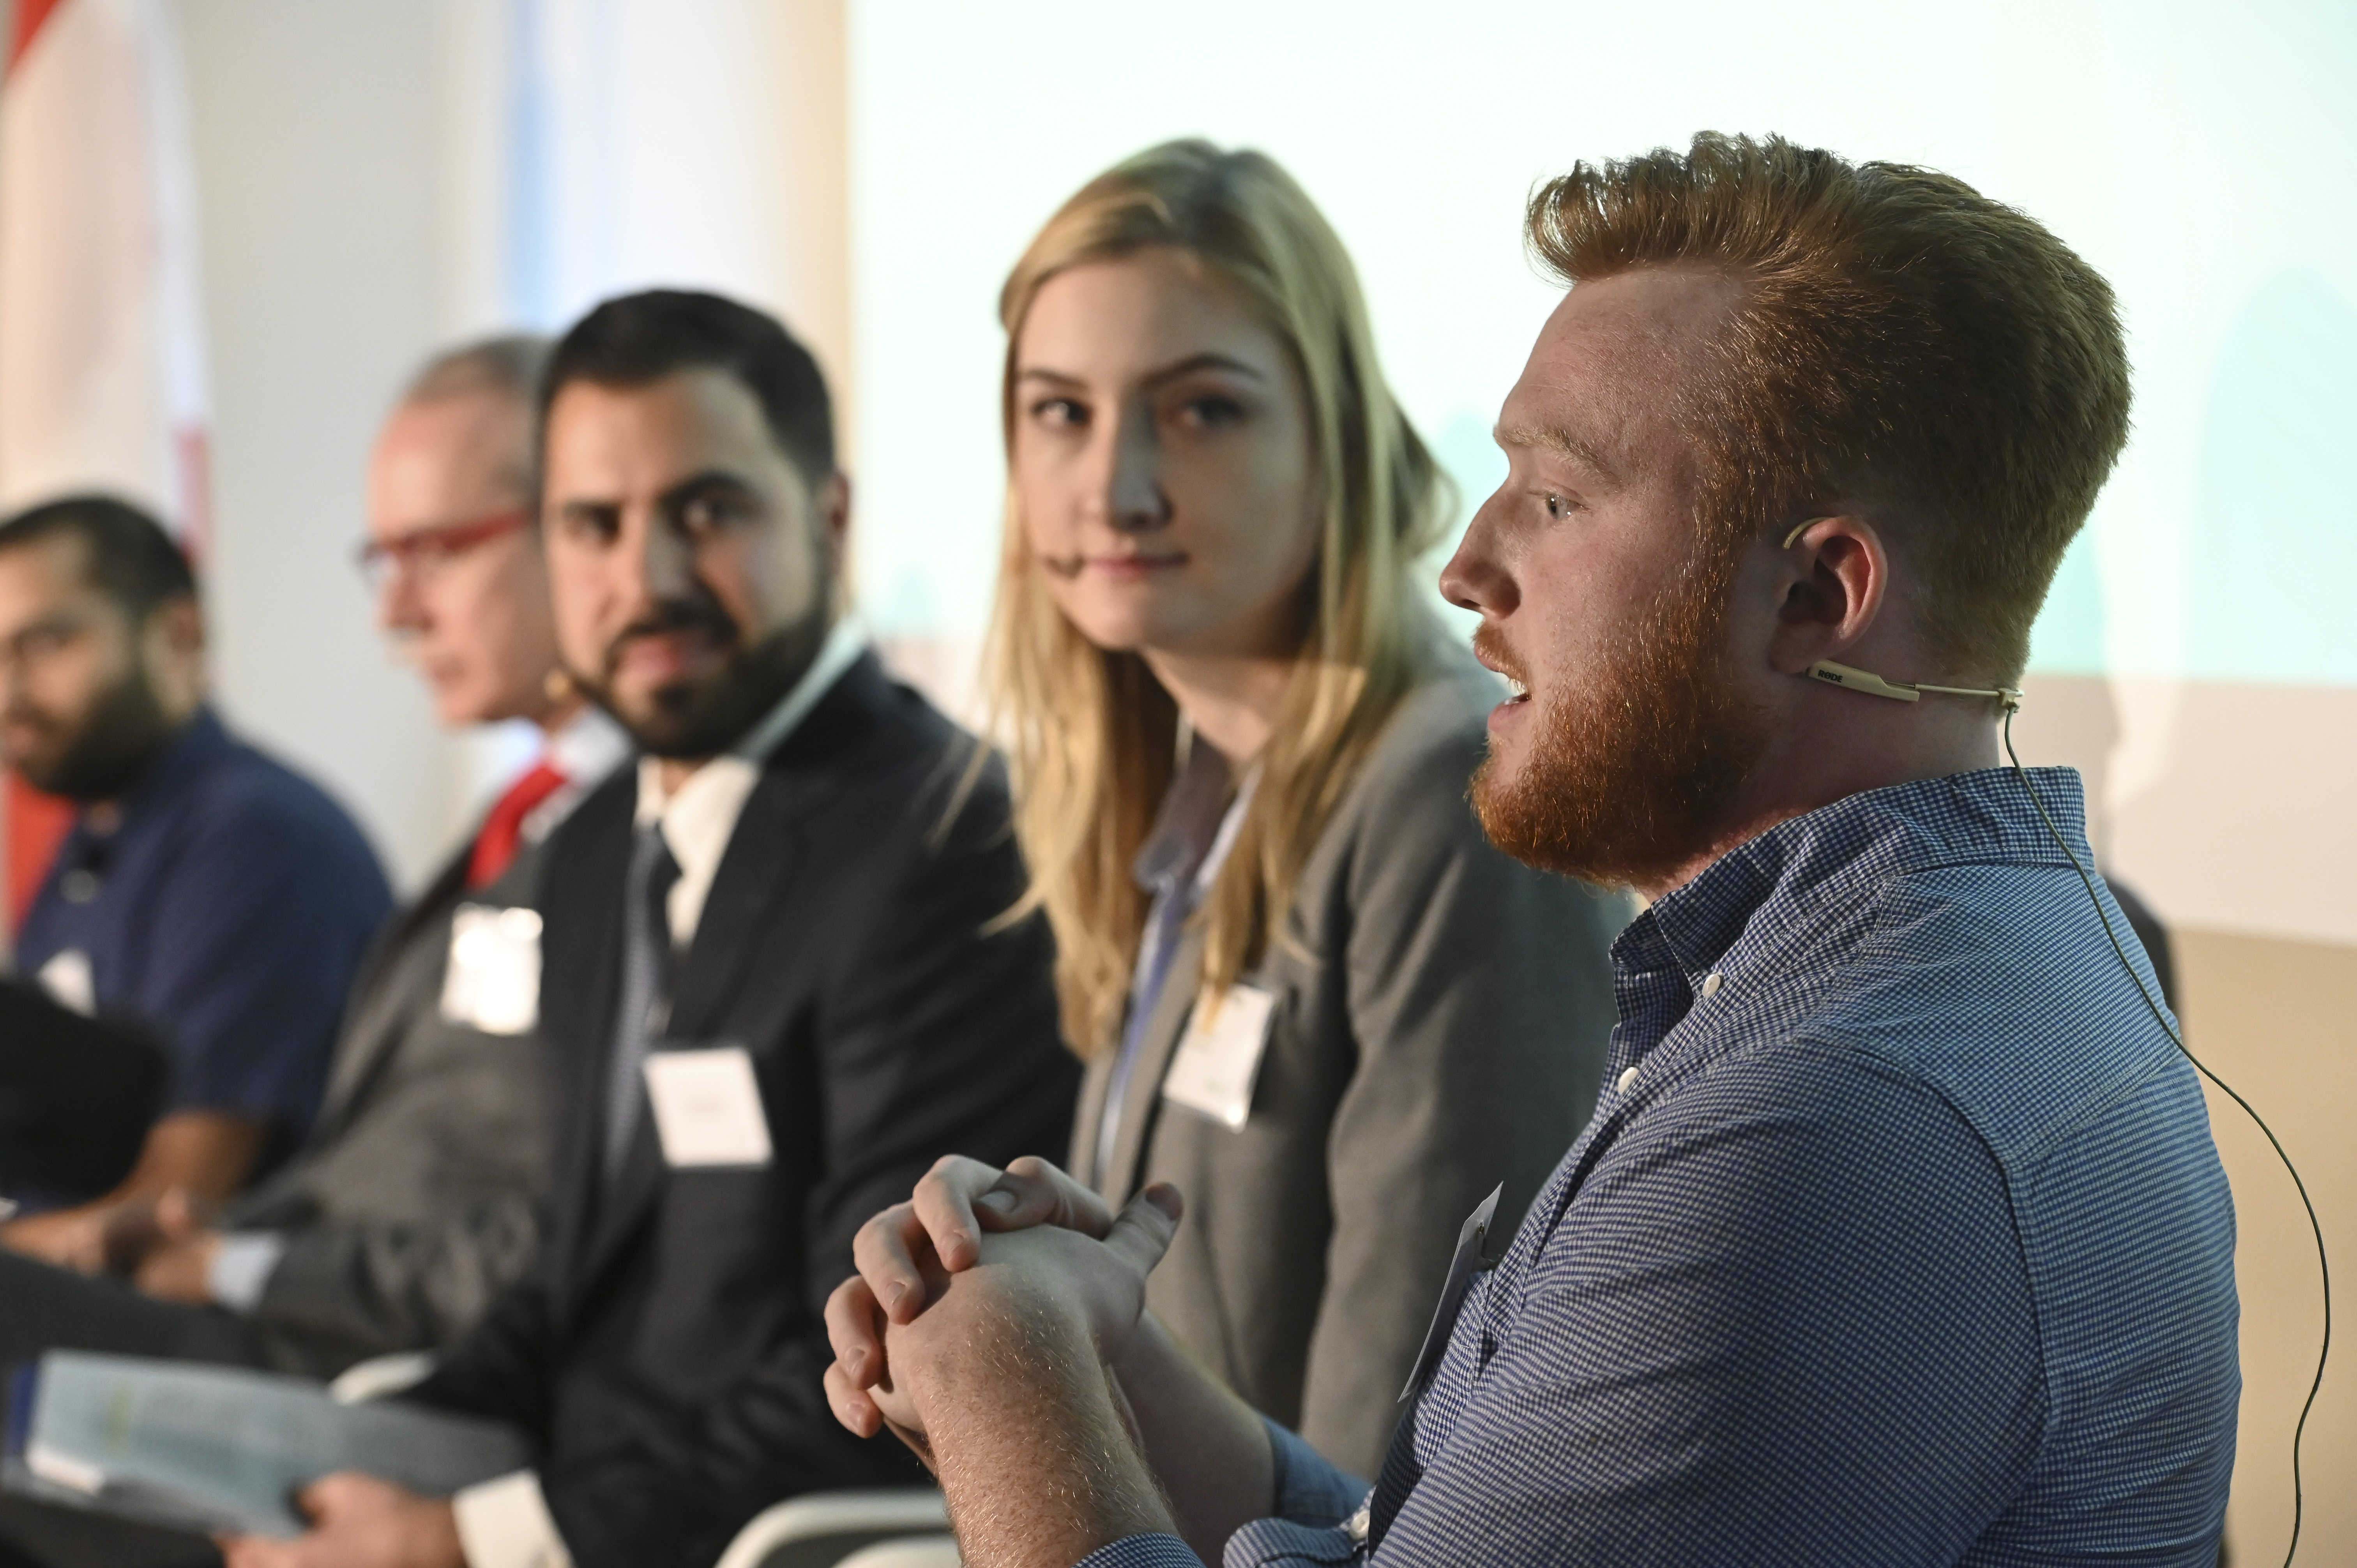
{"left": 2001, "top": 701, "right": 2329, "bottom": 1567}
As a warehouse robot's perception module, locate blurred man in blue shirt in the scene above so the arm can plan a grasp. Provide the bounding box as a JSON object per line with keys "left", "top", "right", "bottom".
{"left": 0, "top": 495, "right": 390, "bottom": 1263}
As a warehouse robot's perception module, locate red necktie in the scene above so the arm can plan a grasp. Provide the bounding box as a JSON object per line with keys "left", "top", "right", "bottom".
{"left": 467, "top": 760, "right": 569, "bottom": 889}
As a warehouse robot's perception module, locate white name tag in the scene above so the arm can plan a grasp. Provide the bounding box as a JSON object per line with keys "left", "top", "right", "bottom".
{"left": 644, "top": 1045, "right": 774, "bottom": 1168}
{"left": 36, "top": 949, "right": 95, "bottom": 1017}
{"left": 439, "top": 905, "right": 542, "bottom": 1035}
{"left": 1161, "top": 983, "right": 1279, "bottom": 1130}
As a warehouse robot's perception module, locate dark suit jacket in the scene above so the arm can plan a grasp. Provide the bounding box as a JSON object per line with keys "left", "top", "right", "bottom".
{"left": 1071, "top": 657, "right": 1628, "bottom": 1479}
{"left": 221, "top": 836, "right": 555, "bottom": 1376}
{"left": 413, "top": 655, "right": 1075, "bottom": 1568}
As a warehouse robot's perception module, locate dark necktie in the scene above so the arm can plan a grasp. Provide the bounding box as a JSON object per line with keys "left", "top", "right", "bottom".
{"left": 603, "top": 822, "right": 681, "bottom": 1180}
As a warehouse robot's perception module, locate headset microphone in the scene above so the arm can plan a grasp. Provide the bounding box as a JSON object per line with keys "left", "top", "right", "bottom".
{"left": 1786, "top": 521, "right": 2330, "bottom": 1565}
{"left": 1803, "top": 657, "right": 2023, "bottom": 708}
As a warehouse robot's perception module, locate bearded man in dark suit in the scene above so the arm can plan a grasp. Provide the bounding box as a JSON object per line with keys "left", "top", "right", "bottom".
{"left": 223, "top": 290, "right": 1076, "bottom": 1568}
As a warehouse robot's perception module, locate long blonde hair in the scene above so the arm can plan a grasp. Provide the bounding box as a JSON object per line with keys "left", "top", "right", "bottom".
{"left": 988, "top": 140, "right": 1451, "bottom": 1055}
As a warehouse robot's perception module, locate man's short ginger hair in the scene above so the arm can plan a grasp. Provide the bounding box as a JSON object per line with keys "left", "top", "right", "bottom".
{"left": 1528, "top": 132, "right": 2130, "bottom": 684}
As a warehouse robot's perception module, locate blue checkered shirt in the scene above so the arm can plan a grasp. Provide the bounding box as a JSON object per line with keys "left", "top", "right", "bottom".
{"left": 1079, "top": 768, "right": 2239, "bottom": 1567}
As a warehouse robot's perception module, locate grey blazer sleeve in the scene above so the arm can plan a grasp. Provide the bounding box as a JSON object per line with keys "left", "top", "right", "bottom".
{"left": 1293, "top": 685, "right": 1625, "bottom": 1472}
{"left": 246, "top": 1194, "right": 542, "bottom": 1369}
{"left": 221, "top": 848, "right": 556, "bottom": 1377}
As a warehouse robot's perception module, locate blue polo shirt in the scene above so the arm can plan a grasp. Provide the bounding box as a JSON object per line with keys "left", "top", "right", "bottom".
{"left": 14, "top": 708, "right": 392, "bottom": 1171}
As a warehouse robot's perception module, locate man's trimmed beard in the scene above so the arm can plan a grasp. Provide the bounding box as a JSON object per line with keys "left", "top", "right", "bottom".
{"left": 1473, "top": 544, "right": 1769, "bottom": 890}
{"left": 575, "top": 576, "right": 832, "bottom": 761}
{"left": 9, "top": 669, "right": 177, "bottom": 801}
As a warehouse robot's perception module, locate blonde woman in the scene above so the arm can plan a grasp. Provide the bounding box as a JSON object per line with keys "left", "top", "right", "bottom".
{"left": 988, "top": 141, "right": 1621, "bottom": 1477}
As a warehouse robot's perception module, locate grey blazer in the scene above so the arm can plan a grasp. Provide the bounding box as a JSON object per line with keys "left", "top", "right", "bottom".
{"left": 1071, "top": 657, "right": 1627, "bottom": 1478}
{"left": 219, "top": 837, "right": 554, "bottom": 1376}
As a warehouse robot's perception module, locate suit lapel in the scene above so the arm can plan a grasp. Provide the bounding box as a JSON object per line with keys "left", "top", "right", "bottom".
{"left": 541, "top": 782, "right": 635, "bottom": 1300}
{"left": 313, "top": 846, "right": 474, "bottom": 1135}
{"left": 1103, "top": 921, "right": 1207, "bottom": 1205}
{"left": 569, "top": 664, "right": 888, "bottom": 1297}
{"left": 666, "top": 772, "right": 805, "bottom": 1042}
{"left": 1072, "top": 1045, "right": 1117, "bottom": 1191}
{"left": 573, "top": 789, "right": 807, "bottom": 1292}
{"left": 661, "top": 655, "right": 891, "bottom": 1042}
{"left": 583, "top": 1111, "right": 668, "bottom": 1281}
{"left": 570, "top": 806, "right": 801, "bottom": 1292}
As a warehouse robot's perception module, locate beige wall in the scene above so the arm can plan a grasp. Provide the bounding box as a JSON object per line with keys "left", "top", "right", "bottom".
{"left": 2177, "top": 931, "right": 2353, "bottom": 1563}
{"left": 176, "top": 0, "right": 465, "bottom": 890}
{"left": 173, "top": 0, "right": 855, "bottom": 890}
{"left": 2012, "top": 679, "right": 2351, "bottom": 1557}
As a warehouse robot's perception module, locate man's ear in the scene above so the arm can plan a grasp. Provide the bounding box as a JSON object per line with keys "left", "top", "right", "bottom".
{"left": 155, "top": 594, "right": 204, "bottom": 655}
{"left": 1766, "top": 515, "right": 1887, "bottom": 676}
{"left": 816, "top": 471, "right": 853, "bottom": 614}
{"left": 143, "top": 594, "right": 208, "bottom": 715}
{"left": 818, "top": 471, "right": 852, "bottom": 561}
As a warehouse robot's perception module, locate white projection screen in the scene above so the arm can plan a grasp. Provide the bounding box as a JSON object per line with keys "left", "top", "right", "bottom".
{"left": 845, "top": 0, "right": 2357, "bottom": 959}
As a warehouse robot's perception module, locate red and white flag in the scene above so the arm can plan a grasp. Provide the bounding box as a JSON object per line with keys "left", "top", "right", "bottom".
{"left": 0, "top": 0, "right": 210, "bottom": 937}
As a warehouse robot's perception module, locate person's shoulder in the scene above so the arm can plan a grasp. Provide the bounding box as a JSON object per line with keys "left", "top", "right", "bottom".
{"left": 1758, "top": 853, "right": 2202, "bottom": 1182}
{"left": 859, "top": 652, "right": 990, "bottom": 777}
{"left": 532, "top": 760, "right": 638, "bottom": 866}
{"left": 192, "top": 720, "right": 380, "bottom": 868}
{"left": 1595, "top": 1026, "right": 2013, "bottom": 1253}
{"left": 807, "top": 653, "right": 1011, "bottom": 832}
{"left": 767, "top": 648, "right": 966, "bottom": 781}
{"left": 1333, "top": 650, "right": 1499, "bottom": 836}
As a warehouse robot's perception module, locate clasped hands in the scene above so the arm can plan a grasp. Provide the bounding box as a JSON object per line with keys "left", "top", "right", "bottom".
{"left": 0, "top": 1185, "right": 223, "bottom": 1300}
{"left": 823, "top": 1154, "right": 1184, "bottom": 1455}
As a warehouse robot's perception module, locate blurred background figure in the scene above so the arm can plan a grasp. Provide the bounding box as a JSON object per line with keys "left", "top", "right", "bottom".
{"left": 166, "top": 333, "right": 628, "bottom": 1365}
{"left": 0, "top": 333, "right": 629, "bottom": 1568}
{"left": 996, "top": 142, "right": 1624, "bottom": 1479}
{"left": 0, "top": 497, "right": 388, "bottom": 1260}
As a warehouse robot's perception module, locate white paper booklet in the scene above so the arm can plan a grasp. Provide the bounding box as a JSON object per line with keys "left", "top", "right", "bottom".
{"left": 3, "top": 1351, "right": 529, "bottom": 1538}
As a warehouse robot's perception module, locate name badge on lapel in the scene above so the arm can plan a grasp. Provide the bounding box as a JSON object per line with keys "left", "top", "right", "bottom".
{"left": 644, "top": 1044, "right": 773, "bottom": 1168}
{"left": 37, "top": 949, "right": 95, "bottom": 1017}
{"left": 1398, "top": 1183, "right": 1502, "bottom": 1403}
{"left": 439, "top": 906, "right": 542, "bottom": 1035}
{"left": 1160, "top": 983, "right": 1278, "bottom": 1130}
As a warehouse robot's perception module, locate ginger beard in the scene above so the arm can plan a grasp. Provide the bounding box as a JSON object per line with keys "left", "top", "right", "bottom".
{"left": 1472, "top": 540, "right": 1770, "bottom": 890}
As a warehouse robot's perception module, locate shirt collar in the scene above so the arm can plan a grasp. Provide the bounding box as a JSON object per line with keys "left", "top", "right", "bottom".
{"left": 514, "top": 704, "right": 633, "bottom": 850}
{"left": 1627, "top": 765, "right": 2092, "bottom": 986}
{"left": 631, "top": 619, "right": 868, "bottom": 943}
{"left": 546, "top": 703, "right": 631, "bottom": 785}
{"left": 1133, "top": 735, "right": 1258, "bottom": 901}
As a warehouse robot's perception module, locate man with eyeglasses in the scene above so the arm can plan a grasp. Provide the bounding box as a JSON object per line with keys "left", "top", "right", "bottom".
{"left": 99, "top": 336, "right": 629, "bottom": 1365}
{"left": 0, "top": 341, "right": 627, "bottom": 1568}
